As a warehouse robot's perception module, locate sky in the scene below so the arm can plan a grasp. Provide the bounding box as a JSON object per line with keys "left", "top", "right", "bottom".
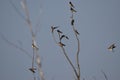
{"left": 0, "top": 0, "right": 120, "bottom": 80}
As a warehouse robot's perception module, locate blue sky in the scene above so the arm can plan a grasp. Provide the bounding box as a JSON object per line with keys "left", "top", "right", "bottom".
{"left": 0, "top": 0, "right": 120, "bottom": 80}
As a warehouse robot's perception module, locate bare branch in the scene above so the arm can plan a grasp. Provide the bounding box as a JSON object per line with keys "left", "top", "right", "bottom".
{"left": 21, "top": 0, "right": 45, "bottom": 80}
{"left": 60, "top": 46, "right": 79, "bottom": 78}
{"left": 0, "top": 32, "right": 31, "bottom": 58}
{"left": 101, "top": 70, "right": 108, "bottom": 80}
{"left": 70, "top": 2, "right": 80, "bottom": 80}
{"left": 9, "top": 0, "right": 26, "bottom": 20}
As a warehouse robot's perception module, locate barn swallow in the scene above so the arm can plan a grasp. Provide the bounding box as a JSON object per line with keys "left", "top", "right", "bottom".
{"left": 57, "top": 30, "right": 63, "bottom": 34}
{"left": 75, "top": 30, "right": 80, "bottom": 35}
{"left": 71, "top": 19, "right": 74, "bottom": 25}
{"left": 29, "top": 67, "right": 36, "bottom": 73}
{"left": 70, "top": 7, "right": 77, "bottom": 13}
{"left": 69, "top": 1, "right": 75, "bottom": 8}
{"left": 108, "top": 43, "right": 116, "bottom": 51}
{"left": 60, "top": 35, "right": 69, "bottom": 40}
{"left": 51, "top": 26, "right": 58, "bottom": 33}
{"left": 58, "top": 42, "right": 66, "bottom": 47}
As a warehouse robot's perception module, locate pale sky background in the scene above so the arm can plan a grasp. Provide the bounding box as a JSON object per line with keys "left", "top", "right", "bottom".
{"left": 0, "top": 0, "right": 120, "bottom": 80}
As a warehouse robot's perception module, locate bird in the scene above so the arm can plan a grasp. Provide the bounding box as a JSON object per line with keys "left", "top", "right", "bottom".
{"left": 29, "top": 67, "right": 36, "bottom": 73}
{"left": 70, "top": 7, "right": 77, "bottom": 13}
{"left": 58, "top": 42, "right": 66, "bottom": 47}
{"left": 69, "top": 1, "right": 75, "bottom": 8}
{"left": 75, "top": 30, "right": 80, "bottom": 35}
{"left": 60, "top": 35, "right": 69, "bottom": 40}
{"left": 51, "top": 26, "right": 58, "bottom": 33}
{"left": 71, "top": 19, "right": 74, "bottom": 26}
{"left": 57, "top": 30, "right": 63, "bottom": 34}
{"left": 108, "top": 43, "right": 116, "bottom": 52}
{"left": 32, "top": 41, "right": 39, "bottom": 50}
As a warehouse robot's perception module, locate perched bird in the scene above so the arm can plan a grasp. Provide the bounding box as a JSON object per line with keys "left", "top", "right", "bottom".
{"left": 51, "top": 26, "right": 58, "bottom": 33}
{"left": 69, "top": 1, "right": 75, "bottom": 8}
{"left": 32, "top": 41, "right": 39, "bottom": 50}
{"left": 60, "top": 35, "right": 69, "bottom": 40}
{"left": 70, "top": 7, "right": 77, "bottom": 13}
{"left": 75, "top": 30, "right": 80, "bottom": 35}
{"left": 108, "top": 43, "right": 116, "bottom": 52}
{"left": 57, "top": 30, "right": 63, "bottom": 34}
{"left": 58, "top": 42, "right": 66, "bottom": 47}
{"left": 71, "top": 19, "right": 74, "bottom": 26}
{"left": 29, "top": 67, "right": 36, "bottom": 73}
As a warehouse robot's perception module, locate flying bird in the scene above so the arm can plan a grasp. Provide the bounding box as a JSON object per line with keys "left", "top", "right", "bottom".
{"left": 70, "top": 7, "right": 77, "bottom": 13}
{"left": 29, "top": 67, "right": 36, "bottom": 73}
{"left": 51, "top": 26, "right": 58, "bottom": 33}
{"left": 71, "top": 19, "right": 74, "bottom": 25}
{"left": 69, "top": 1, "right": 75, "bottom": 8}
{"left": 60, "top": 35, "right": 69, "bottom": 41}
{"left": 108, "top": 43, "right": 116, "bottom": 52}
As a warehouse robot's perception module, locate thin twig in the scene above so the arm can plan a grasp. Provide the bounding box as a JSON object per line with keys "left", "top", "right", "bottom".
{"left": 21, "top": 0, "right": 45, "bottom": 80}
{"left": 9, "top": 0, "right": 26, "bottom": 20}
{"left": 0, "top": 32, "right": 32, "bottom": 58}
{"left": 21, "top": 0, "right": 34, "bottom": 36}
{"left": 61, "top": 46, "right": 79, "bottom": 78}
{"left": 51, "top": 28, "right": 79, "bottom": 79}
{"left": 101, "top": 70, "right": 108, "bottom": 80}
{"left": 70, "top": 2, "right": 80, "bottom": 80}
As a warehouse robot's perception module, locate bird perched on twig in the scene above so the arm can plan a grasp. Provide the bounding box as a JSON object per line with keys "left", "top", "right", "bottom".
{"left": 71, "top": 19, "right": 74, "bottom": 26}
{"left": 108, "top": 43, "right": 116, "bottom": 52}
{"left": 69, "top": 1, "right": 75, "bottom": 8}
{"left": 75, "top": 29, "right": 80, "bottom": 35}
{"left": 57, "top": 30, "right": 63, "bottom": 34}
{"left": 29, "top": 67, "right": 36, "bottom": 73}
{"left": 60, "top": 35, "right": 69, "bottom": 41}
{"left": 70, "top": 7, "right": 77, "bottom": 13}
{"left": 51, "top": 26, "right": 59, "bottom": 33}
{"left": 58, "top": 42, "right": 66, "bottom": 47}
{"left": 32, "top": 40, "right": 39, "bottom": 50}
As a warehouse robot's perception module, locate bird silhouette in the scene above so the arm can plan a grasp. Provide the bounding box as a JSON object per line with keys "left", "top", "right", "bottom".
{"left": 70, "top": 7, "right": 77, "bottom": 13}
{"left": 108, "top": 43, "right": 116, "bottom": 52}
{"left": 69, "top": 1, "right": 75, "bottom": 8}
{"left": 57, "top": 30, "right": 63, "bottom": 34}
{"left": 58, "top": 42, "right": 66, "bottom": 47}
{"left": 71, "top": 19, "right": 74, "bottom": 25}
{"left": 32, "top": 42, "right": 39, "bottom": 50}
{"left": 75, "top": 30, "right": 79, "bottom": 35}
{"left": 29, "top": 67, "right": 36, "bottom": 73}
{"left": 51, "top": 26, "right": 58, "bottom": 33}
{"left": 60, "top": 35, "right": 69, "bottom": 40}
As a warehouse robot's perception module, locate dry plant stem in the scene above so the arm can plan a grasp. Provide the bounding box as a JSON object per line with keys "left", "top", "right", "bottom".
{"left": 52, "top": 31, "right": 79, "bottom": 78}
{"left": 71, "top": 12, "right": 80, "bottom": 80}
{"left": 21, "top": 0, "right": 34, "bottom": 37}
{"left": 101, "top": 70, "right": 108, "bottom": 80}
{"left": 32, "top": 46, "right": 35, "bottom": 68}
{"left": 60, "top": 46, "right": 79, "bottom": 78}
{"left": 35, "top": 49, "right": 45, "bottom": 80}
{"left": 33, "top": 73, "right": 36, "bottom": 80}
{"left": 52, "top": 33, "right": 58, "bottom": 44}
{"left": 21, "top": 0, "right": 45, "bottom": 80}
